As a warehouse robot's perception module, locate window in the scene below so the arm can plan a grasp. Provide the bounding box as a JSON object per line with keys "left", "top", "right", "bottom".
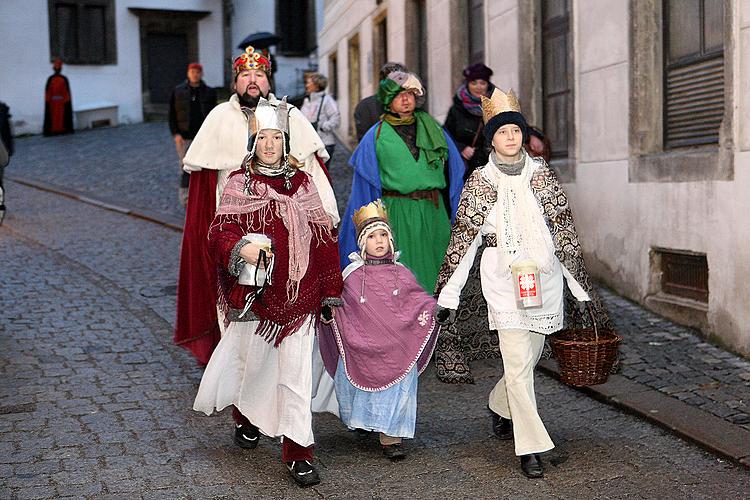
{"left": 329, "top": 53, "right": 338, "bottom": 99}
{"left": 663, "top": 0, "right": 725, "bottom": 148}
{"left": 541, "top": 0, "right": 572, "bottom": 160}
{"left": 276, "top": 0, "right": 316, "bottom": 56}
{"left": 467, "top": 0, "right": 484, "bottom": 64}
{"left": 48, "top": 0, "right": 116, "bottom": 64}
{"left": 373, "top": 15, "right": 388, "bottom": 85}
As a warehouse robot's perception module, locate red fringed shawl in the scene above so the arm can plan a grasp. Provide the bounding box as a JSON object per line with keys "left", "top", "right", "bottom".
{"left": 208, "top": 169, "right": 343, "bottom": 346}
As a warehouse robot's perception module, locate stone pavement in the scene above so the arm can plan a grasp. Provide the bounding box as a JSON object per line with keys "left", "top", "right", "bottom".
{"left": 1, "top": 124, "right": 749, "bottom": 498}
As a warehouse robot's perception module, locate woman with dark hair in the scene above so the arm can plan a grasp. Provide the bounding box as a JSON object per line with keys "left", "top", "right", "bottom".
{"left": 444, "top": 63, "right": 495, "bottom": 178}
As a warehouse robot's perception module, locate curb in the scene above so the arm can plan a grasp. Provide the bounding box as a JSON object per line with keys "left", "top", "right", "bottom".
{"left": 537, "top": 359, "right": 750, "bottom": 469}
{"left": 6, "top": 175, "right": 185, "bottom": 232}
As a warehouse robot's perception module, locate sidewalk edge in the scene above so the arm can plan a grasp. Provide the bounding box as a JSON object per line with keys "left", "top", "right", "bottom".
{"left": 538, "top": 359, "right": 750, "bottom": 469}
{"left": 7, "top": 176, "right": 184, "bottom": 232}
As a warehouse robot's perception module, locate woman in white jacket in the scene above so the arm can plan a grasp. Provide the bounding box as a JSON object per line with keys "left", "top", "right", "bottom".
{"left": 301, "top": 73, "right": 341, "bottom": 168}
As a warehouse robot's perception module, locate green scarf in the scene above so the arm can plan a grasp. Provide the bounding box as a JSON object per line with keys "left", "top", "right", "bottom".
{"left": 380, "top": 110, "right": 448, "bottom": 170}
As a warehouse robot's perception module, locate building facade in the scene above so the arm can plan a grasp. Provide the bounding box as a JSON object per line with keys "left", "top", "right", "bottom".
{"left": 318, "top": 0, "right": 749, "bottom": 356}
{"left": 0, "top": 0, "right": 318, "bottom": 135}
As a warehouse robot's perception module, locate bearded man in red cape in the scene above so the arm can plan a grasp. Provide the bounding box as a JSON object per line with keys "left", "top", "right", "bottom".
{"left": 174, "top": 46, "right": 338, "bottom": 365}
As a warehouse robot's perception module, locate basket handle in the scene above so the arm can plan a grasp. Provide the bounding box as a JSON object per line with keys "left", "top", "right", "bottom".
{"left": 587, "top": 302, "right": 598, "bottom": 341}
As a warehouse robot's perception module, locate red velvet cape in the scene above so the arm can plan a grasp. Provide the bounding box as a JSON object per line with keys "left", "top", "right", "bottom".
{"left": 174, "top": 169, "right": 220, "bottom": 365}
{"left": 43, "top": 74, "right": 73, "bottom": 136}
{"left": 174, "top": 157, "right": 331, "bottom": 363}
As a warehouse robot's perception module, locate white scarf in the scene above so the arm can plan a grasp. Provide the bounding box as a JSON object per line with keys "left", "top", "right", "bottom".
{"left": 484, "top": 151, "right": 556, "bottom": 277}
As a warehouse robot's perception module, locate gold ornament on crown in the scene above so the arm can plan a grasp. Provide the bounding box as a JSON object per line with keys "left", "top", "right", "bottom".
{"left": 353, "top": 199, "right": 389, "bottom": 232}
{"left": 481, "top": 88, "right": 522, "bottom": 124}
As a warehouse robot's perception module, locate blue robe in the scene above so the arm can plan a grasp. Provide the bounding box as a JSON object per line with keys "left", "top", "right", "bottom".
{"left": 339, "top": 123, "right": 466, "bottom": 269}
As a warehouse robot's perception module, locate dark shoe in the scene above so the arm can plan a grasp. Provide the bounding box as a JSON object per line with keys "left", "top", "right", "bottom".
{"left": 382, "top": 443, "right": 406, "bottom": 460}
{"left": 491, "top": 411, "right": 513, "bottom": 440}
{"left": 286, "top": 460, "right": 321, "bottom": 487}
{"left": 233, "top": 423, "right": 259, "bottom": 449}
{"left": 520, "top": 453, "right": 544, "bottom": 478}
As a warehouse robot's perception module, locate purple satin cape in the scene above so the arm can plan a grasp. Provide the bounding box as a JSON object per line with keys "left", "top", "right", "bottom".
{"left": 318, "top": 260, "right": 439, "bottom": 391}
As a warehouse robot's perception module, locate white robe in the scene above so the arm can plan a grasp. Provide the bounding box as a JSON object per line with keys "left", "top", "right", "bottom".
{"left": 182, "top": 93, "right": 340, "bottom": 226}
{"left": 437, "top": 162, "right": 590, "bottom": 334}
{"left": 193, "top": 316, "right": 338, "bottom": 447}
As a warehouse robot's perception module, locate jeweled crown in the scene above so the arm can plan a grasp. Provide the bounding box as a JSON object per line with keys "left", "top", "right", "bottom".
{"left": 353, "top": 199, "right": 389, "bottom": 232}
{"left": 481, "top": 88, "right": 522, "bottom": 124}
{"left": 233, "top": 45, "right": 272, "bottom": 76}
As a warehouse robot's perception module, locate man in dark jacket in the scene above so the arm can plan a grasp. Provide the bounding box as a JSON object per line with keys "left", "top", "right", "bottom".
{"left": 353, "top": 62, "right": 406, "bottom": 142}
{"left": 169, "top": 62, "right": 217, "bottom": 205}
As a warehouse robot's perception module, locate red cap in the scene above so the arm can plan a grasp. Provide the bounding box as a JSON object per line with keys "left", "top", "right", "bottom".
{"left": 187, "top": 62, "right": 203, "bottom": 72}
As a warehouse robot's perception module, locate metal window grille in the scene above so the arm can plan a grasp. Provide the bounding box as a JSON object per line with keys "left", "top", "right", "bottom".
{"left": 659, "top": 250, "right": 709, "bottom": 303}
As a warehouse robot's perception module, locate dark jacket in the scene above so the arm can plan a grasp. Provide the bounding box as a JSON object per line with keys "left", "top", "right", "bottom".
{"left": 169, "top": 80, "right": 217, "bottom": 138}
{"left": 354, "top": 95, "right": 383, "bottom": 142}
{"left": 443, "top": 94, "right": 489, "bottom": 178}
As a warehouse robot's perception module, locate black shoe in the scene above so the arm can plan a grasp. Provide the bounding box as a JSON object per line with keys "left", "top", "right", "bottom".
{"left": 490, "top": 411, "right": 513, "bottom": 440}
{"left": 520, "top": 453, "right": 544, "bottom": 478}
{"left": 286, "top": 460, "right": 321, "bottom": 487}
{"left": 382, "top": 443, "right": 406, "bottom": 460}
{"left": 233, "top": 423, "right": 259, "bottom": 449}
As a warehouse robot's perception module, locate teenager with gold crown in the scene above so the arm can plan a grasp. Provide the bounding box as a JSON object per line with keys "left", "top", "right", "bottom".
{"left": 433, "top": 88, "right": 611, "bottom": 478}
{"left": 339, "top": 71, "right": 465, "bottom": 293}
{"left": 192, "top": 95, "right": 343, "bottom": 488}
{"left": 174, "top": 46, "right": 339, "bottom": 368}
{"left": 317, "top": 199, "right": 439, "bottom": 460}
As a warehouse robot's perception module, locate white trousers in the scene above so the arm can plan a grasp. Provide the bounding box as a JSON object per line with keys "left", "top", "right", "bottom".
{"left": 488, "top": 328, "right": 555, "bottom": 456}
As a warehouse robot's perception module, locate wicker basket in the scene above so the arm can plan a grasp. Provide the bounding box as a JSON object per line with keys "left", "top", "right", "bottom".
{"left": 550, "top": 304, "right": 621, "bottom": 387}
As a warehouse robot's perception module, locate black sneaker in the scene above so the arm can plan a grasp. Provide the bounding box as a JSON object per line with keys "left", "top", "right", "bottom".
{"left": 490, "top": 409, "right": 513, "bottom": 440}
{"left": 233, "top": 423, "right": 259, "bottom": 449}
{"left": 381, "top": 443, "right": 406, "bottom": 460}
{"left": 520, "top": 453, "right": 544, "bottom": 478}
{"left": 286, "top": 460, "right": 321, "bottom": 487}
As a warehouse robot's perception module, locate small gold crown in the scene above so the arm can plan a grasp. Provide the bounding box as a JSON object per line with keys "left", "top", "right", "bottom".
{"left": 481, "top": 88, "right": 522, "bottom": 124}
{"left": 353, "top": 199, "right": 389, "bottom": 232}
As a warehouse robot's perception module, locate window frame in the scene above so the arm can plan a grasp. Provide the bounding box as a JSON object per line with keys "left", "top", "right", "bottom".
{"left": 662, "top": 0, "right": 725, "bottom": 149}
{"left": 629, "top": 0, "right": 733, "bottom": 183}
{"left": 48, "top": 0, "right": 117, "bottom": 65}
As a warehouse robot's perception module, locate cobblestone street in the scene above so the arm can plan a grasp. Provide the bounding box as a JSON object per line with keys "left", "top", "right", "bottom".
{"left": 1, "top": 124, "right": 749, "bottom": 498}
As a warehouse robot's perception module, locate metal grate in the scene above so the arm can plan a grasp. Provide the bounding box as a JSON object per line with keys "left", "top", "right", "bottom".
{"left": 660, "top": 250, "right": 709, "bottom": 303}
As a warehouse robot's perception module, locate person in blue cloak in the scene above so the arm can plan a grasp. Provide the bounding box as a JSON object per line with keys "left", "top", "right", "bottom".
{"left": 339, "top": 71, "right": 465, "bottom": 292}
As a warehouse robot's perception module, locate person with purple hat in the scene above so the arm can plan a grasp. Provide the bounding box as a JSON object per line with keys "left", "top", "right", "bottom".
{"left": 318, "top": 199, "right": 439, "bottom": 460}
{"left": 444, "top": 63, "right": 495, "bottom": 178}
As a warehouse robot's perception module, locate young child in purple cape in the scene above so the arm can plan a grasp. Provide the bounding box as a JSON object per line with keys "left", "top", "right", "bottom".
{"left": 318, "top": 200, "right": 439, "bottom": 460}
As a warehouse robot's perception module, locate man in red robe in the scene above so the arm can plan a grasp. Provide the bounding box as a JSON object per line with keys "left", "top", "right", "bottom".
{"left": 43, "top": 59, "right": 74, "bottom": 136}
{"left": 174, "top": 46, "right": 337, "bottom": 365}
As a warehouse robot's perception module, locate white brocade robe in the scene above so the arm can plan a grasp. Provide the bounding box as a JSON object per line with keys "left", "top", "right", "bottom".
{"left": 437, "top": 169, "right": 589, "bottom": 334}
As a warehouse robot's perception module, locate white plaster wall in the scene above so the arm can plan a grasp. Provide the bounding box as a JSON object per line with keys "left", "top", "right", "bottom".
{"left": 388, "top": 0, "right": 407, "bottom": 64}
{"left": 485, "top": 1, "right": 520, "bottom": 95}
{"left": 230, "top": 0, "right": 312, "bottom": 99}
{"left": 0, "top": 0, "right": 223, "bottom": 135}
{"left": 425, "top": 0, "right": 452, "bottom": 119}
{"left": 568, "top": 1, "right": 750, "bottom": 353}
{"left": 318, "top": 0, "right": 381, "bottom": 141}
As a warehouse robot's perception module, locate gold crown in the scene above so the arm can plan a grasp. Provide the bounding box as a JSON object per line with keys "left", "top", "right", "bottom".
{"left": 353, "top": 199, "right": 389, "bottom": 232}
{"left": 481, "top": 88, "right": 522, "bottom": 124}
